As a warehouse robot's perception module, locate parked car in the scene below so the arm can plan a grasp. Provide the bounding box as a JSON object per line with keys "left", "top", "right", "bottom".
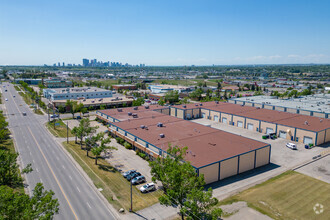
{"left": 123, "top": 170, "right": 136, "bottom": 178}
{"left": 50, "top": 114, "right": 59, "bottom": 118}
{"left": 131, "top": 176, "right": 146, "bottom": 185}
{"left": 13, "top": 95, "right": 15, "bottom": 98}
{"left": 140, "top": 183, "right": 156, "bottom": 193}
{"left": 5, "top": 98, "right": 8, "bottom": 101}
{"left": 126, "top": 172, "right": 141, "bottom": 181}
{"left": 22, "top": 112, "right": 27, "bottom": 116}
{"left": 76, "top": 116, "right": 82, "bottom": 120}
{"left": 286, "top": 143, "right": 297, "bottom": 150}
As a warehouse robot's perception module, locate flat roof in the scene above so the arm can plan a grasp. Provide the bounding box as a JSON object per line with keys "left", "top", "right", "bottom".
{"left": 114, "top": 117, "right": 268, "bottom": 168}
{"left": 53, "top": 97, "right": 133, "bottom": 105}
{"left": 50, "top": 87, "right": 109, "bottom": 93}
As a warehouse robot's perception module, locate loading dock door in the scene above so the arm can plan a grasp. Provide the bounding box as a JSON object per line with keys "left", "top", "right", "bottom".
{"left": 222, "top": 117, "right": 227, "bottom": 123}
{"left": 247, "top": 123, "right": 254, "bottom": 130}
{"left": 202, "top": 113, "right": 206, "bottom": 118}
{"left": 266, "top": 128, "right": 274, "bottom": 134}
{"left": 303, "top": 136, "right": 313, "bottom": 145}
{"left": 214, "top": 115, "right": 219, "bottom": 122}
{"left": 279, "top": 131, "right": 287, "bottom": 139}
{"left": 237, "top": 121, "right": 243, "bottom": 128}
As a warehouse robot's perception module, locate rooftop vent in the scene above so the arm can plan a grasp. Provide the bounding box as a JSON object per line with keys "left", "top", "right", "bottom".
{"left": 159, "top": 133, "right": 165, "bottom": 138}
{"left": 215, "top": 101, "right": 219, "bottom": 104}
{"left": 183, "top": 105, "right": 186, "bottom": 108}
{"left": 128, "top": 112, "right": 132, "bottom": 116}
{"left": 145, "top": 105, "right": 149, "bottom": 109}
{"left": 256, "top": 107, "right": 260, "bottom": 109}
{"left": 195, "top": 104, "right": 198, "bottom": 106}
{"left": 199, "top": 103, "right": 203, "bottom": 106}
{"left": 133, "top": 107, "right": 138, "bottom": 110}
{"left": 140, "top": 125, "right": 145, "bottom": 129}
{"left": 157, "top": 122, "right": 163, "bottom": 127}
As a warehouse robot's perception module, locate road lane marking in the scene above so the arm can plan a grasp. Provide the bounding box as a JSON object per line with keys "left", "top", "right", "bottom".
{"left": 52, "top": 150, "right": 55, "bottom": 154}
{"left": 36, "top": 168, "right": 39, "bottom": 173}
{"left": 33, "top": 159, "right": 35, "bottom": 163}
{"left": 40, "top": 178, "right": 43, "bottom": 183}
{"left": 56, "top": 156, "right": 59, "bottom": 161}
{"left": 86, "top": 202, "right": 91, "bottom": 209}
{"left": 27, "top": 127, "right": 78, "bottom": 220}
{"left": 69, "top": 175, "right": 72, "bottom": 180}
{"left": 62, "top": 165, "right": 65, "bottom": 169}
{"left": 76, "top": 186, "right": 80, "bottom": 192}
{"left": 29, "top": 152, "right": 32, "bottom": 156}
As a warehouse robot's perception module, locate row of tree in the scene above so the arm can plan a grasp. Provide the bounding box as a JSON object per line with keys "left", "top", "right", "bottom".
{"left": 0, "top": 110, "right": 59, "bottom": 219}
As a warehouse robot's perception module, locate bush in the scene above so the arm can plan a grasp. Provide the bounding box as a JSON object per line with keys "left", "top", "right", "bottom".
{"left": 115, "top": 137, "right": 125, "bottom": 145}
{"left": 123, "top": 142, "right": 132, "bottom": 150}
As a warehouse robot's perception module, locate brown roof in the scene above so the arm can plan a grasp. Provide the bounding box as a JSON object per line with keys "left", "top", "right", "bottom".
{"left": 205, "top": 102, "right": 257, "bottom": 115}
{"left": 114, "top": 118, "right": 268, "bottom": 168}
{"left": 275, "top": 115, "right": 330, "bottom": 132}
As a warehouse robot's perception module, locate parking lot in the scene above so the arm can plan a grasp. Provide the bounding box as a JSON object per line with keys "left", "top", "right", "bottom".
{"left": 295, "top": 155, "right": 330, "bottom": 183}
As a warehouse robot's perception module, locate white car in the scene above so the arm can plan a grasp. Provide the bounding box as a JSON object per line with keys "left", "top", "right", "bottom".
{"left": 5, "top": 98, "right": 8, "bottom": 101}
{"left": 286, "top": 143, "right": 297, "bottom": 150}
{"left": 140, "top": 183, "right": 156, "bottom": 193}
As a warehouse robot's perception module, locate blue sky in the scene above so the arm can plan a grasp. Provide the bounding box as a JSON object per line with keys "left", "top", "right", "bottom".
{"left": 1, "top": 0, "right": 330, "bottom": 66}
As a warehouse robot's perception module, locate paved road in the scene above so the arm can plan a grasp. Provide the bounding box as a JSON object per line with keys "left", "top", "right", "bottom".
{"left": 1, "top": 83, "right": 118, "bottom": 220}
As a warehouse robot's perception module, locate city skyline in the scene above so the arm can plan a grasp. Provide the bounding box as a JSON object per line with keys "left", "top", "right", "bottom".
{"left": 1, "top": 0, "right": 330, "bottom": 66}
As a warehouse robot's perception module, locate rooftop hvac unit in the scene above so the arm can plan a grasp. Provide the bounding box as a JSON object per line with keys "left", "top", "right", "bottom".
{"left": 132, "top": 113, "right": 138, "bottom": 118}
{"left": 159, "top": 134, "right": 165, "bottom": 138}
{"left": 157, "top": 122, "right": 163, "bottom": 127}
{"left": 140, "top": 125, "right": 145, "bottom": 129}
{"left": 183, "top": 105, "right": 186, "bottom": 108}
{"left": 145, "top": 105, "right": 149, "bottom": 109}
{"left": 215, "top": 101, "right": 219, "bottom": 104}
{"left": 195, "top": 104, "right": 198, "bottom": 106}
{"left": 133, "top": 106, "right": 138, "bottom": 110}
{"left": 199, "top": 103, "right": 203, "bottom": 106}
{"left": 128, "top": 112, "right": 132, "bottom": 116}
{"left": 256, "top": 107, "right": 260, "bottom": 109}
{"left": 117, "top": 108, "right": 123, "bottom": 112}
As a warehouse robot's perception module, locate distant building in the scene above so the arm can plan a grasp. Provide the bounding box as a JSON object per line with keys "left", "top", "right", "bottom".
{"left": 44, "top": 78, "right": 73, "bottom": 88}
{"left": 148, "top": 84, "right": 193, "bottom": 94}
{"left": 82, "top": 59, "right": 89, "bottom": 67}
{"left": 43, "top": 87, "right": 112, "bottom": 101}
{"left": 14, "top": 78, "right": 42, "bottom": 85}
{"left": 222, "top": 86, "right": 239, "bottom": 92}
{"left": 112, "top": 84, "right": 137, "bottom": 90}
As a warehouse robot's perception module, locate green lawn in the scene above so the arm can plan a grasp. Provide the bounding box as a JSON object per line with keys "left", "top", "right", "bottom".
{"left": 14, "top": 85, "right": 21, "bottom": 91}
{"left": 18, "top": 91, "right": 33, "bottom": 105}
{"left": 34, "top": 108, "right": 44, "bottom": 115}
{"left": 46, "top": 120, "right": 74, "bottom": 138}
{"left": 62, "top": 141, "right": 160, "bottom": 212}
{"left": 219, "top": 171, "right": 330, "bottom": 220}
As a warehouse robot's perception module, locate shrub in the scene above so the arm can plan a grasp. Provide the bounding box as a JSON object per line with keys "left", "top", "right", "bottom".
{"left": 123, "top": 142, "right": 132, "bottom": 149}
{"left": 115, "top": 137, "right": 125, "bottom": 145}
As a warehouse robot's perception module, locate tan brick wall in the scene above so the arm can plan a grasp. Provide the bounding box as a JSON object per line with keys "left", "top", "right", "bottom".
{"left": 170, "top": 107, "right": 176, "bottom": 116}
{"left": 185, "top": 109, "right": 193, "bottom": 119}
{"left": 325, "top": 129, "right": 330, "bottom": 142}
{"left": 236, "top": 101, "right": 244, "bottom": 105}
{"left": 193, "top": 108, "right": 201, "bottom": 118}
{"left": 220, "top": 157, "right": 238, "bottom": 180}
{"left": 264, "top": 105, "right": 273, "bottom": 110}
{"left": 260, "top": 122, "right": 276, "bottom": 134}
{"left": 232, "top": 115, "right": 245, "bottom": 127}
{"left": 177, "top": 109, "right": 184, "bottom": 119}
{"left": 275, "top": 106, "right": 285, "bottom": 112}
{"left": 245, "top": 118, "right": 259, "bottom": 132}
{"left": 201, "top": 109, "right": 209, "bottom": 118}
{"left": 317, "top": 130, "right": 326, "bottom": 145}
{"left": 199, "top": 163, "right": 219, "bottom": 184}
{"left": 161, "top": 108, "right": 170, "bottom": 115}
{"left": 127, "top": 133, "right": 135, "bottom": 141}
{"left": 255, "top": 146, "right": 270, "bottom": 167}
{"left": 300, "top": 110, "right": 311, "bottom": 116}
{"left": 118, "top": 128, "right": 125, "bottom": 135}
{"left": 239, "top": 151, "right": 255, "bottom": 173}
{"left": 254, "top": 103, "right": 262, "bottom": 108}
{"left": 313, "top": 112, "right": 326, "bottom": 118}
{"left": 295, "top": 129, "right": 316, "bottom": 144}
{"left": 286, "top": 108, "right": 297, "bottom": 113}
{"left": 245, "top": 102, "right": 253, "bottom": 107}
{"left": 220, "top": 113, "right": 232, "bottom": 124}
{"left": 136, "top": 138, "right": 147, "bottom": 147}
{"left": 277, "top": 125, "right": 294, "bottom": 140}
{"left": 210, "top": 111, "right": 220, "bottom": 121}
{"left": 228, "top": 100, "right": 236, "bottom": 104}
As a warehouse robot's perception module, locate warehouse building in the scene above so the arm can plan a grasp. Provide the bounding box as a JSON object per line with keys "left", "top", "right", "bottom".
{"left": 97, "top": 105, "right": 271, "bottom": 184}
{"left": 43, "top": 87, "right": 112, "bottom": 101}
{"left": 170, "top": 102, "right": 330, "bottom": 146}
{"left": 229, "top": 95, "right": 330, "bottom": 118}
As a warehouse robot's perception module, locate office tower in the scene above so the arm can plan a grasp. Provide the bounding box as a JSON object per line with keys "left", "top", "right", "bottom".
{"left": 58, "top": 62, "right": 60, "bottom": 67}
{"left": 83, "top": 58, "right": 89, "bottom": 67}
{"left": 63, "top": 62, "right": 65, "bottom": 67}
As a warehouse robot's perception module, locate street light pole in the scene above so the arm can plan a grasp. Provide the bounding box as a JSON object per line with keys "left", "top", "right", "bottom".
{"left": 129, "top": 180, "right": 133, "bottom": 212}
{"left": 67, "top": 121, "right": 69, "bottom": 144}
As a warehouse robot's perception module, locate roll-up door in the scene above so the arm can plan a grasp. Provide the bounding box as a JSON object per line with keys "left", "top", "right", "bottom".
{"left": 303, "top": 136, "right": 313, "bottom": 145}
{"left": 247, "top": 123, "right": 254, "bottom": 130}
{"left": 279, "top": 131, "right": 286, "bottom": 138}
{"left": 222, "top": 117, "right": 227, "bottom": 123}
{"left": 237, "top": 121, "right": 243, "bottom": 128}
{"left": 214, "top": 115, "right": 219, "bottom": 122}
{"left": 266, "top": 128, "right": 274, "bottom": 134}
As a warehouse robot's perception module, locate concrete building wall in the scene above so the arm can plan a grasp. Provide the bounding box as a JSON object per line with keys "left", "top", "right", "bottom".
{"left": 239, "top": 151, "right": 255, "bottom": 173}
{"left": 245, "top": 118, "right": 260, "bottom": 132}
{"left": 127, "top": 133, "right": 135, "bottom": 141}
{"left": 185, "top": 109, "right": 193, "bottom": 119}
{"left": 199, "top": 163, "right": 219, "bottom": 184}
{"left": 236, "top": 101, "right": 244, "bottom": 105}
{"left": 118, "top": 128, "right": 125, "bottom": 135}
{"left": 228, "top": 100, "right": 236, "bottom": 104}
{"left": 245, "top": 102, "right": 253, "bottom": 107}
{"left": 220, "top": 157, "right": 238, "bottom": 180}
{"left": 295, "top": 129, "right": 316, "bottom": 144}
{"left": 254, "top": 103, "right": 262, "bottom": 108}
{"left": 201, "top": 109, "right": 209, "bottom": 118}
{"left": 136, "top": 138, "right": 147, "bottom": 147}
{"left": 260, "top": 121, "right": 276, "bottom": 134}
{"left": 255, "top": 146, "right": 270, "bottom": 167}
{"left": 317, "top": 130, "right": 326, "bottom": 145}
{"left": 177, "top": 109, "right": 184, "bottom": 119}
{"left": 210, "top": 111, "right": 221, "bottom": 122}
{"left": 170, "top": 107, "right": 176, "bottom": 117}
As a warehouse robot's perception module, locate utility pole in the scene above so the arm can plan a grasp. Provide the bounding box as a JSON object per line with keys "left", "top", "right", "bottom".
{"left": 53, "top": 107, "right": 55, "bottom": 129}
{"left": 129, "top": 180, "right": 133, "bottom": 212}
{"left": 67, "top": 121, "right": 69, "bottom": 144}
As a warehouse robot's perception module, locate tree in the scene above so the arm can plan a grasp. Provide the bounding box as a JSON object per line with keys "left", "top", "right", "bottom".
{"left": 189, "top": 88, "right": 203, "bottom": 101}
{"left": 149, "top": 145, "right": 221, "bottom": 220}
{"left": 71, "top": 127, "right": 78, "bottom": 144}
{"left": 91, "top": 133, "right": 116, "bottom": 165}
{"left": 81, "top": 107, "right": 88, "bottom": 116}
{"left": 0, "top": 150, "right": 32, "bottom": 188}
{"left": 65, "top": 100, "right": 78, "bottom": 118}
{"left": 132, "top": 97, "right": 145, "bottom": 106}
{"left": 158, "top": 98, "right": 165, "bottom": 106}
{"left": 72, "top": 118, "right": 97, "bottom": 149}
{"left": 165, "top": 90, "right": 179, "bottom": 104}
{"left": 182, "top": 187, "right": 222, "bottom": 220}
{"left": 0, "top": 183, "right": 59, "bottom": 219}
